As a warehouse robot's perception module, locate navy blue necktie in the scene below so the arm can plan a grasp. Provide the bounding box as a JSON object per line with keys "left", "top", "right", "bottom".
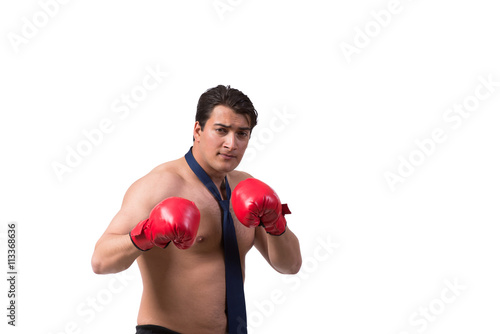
{"left": 185, "top": 148, "right": 247, "bottom": 334}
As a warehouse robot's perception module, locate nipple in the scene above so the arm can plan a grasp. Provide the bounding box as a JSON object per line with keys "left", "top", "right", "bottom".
{"left": 196, "top": 236, "right": 205, "bottom": 243}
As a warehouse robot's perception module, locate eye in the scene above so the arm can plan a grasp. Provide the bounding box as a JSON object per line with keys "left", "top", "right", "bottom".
{"left": 216, "top": 128, "right": 228, "bottom": 134}
{"left": 237, "top": 131, "right": 249, "bottom": 138}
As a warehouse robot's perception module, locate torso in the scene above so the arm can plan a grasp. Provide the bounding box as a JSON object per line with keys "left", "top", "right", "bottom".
{"left": 136, "top": 158, "right": 254, "bottom": 333}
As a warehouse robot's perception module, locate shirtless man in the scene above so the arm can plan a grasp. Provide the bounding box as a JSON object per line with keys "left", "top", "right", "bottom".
{"left": 91, "top": 85, "right": 302, "bottom": 334}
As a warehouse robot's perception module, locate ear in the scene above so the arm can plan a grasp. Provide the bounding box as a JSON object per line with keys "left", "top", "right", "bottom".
{"left": 193, "top": 121, "right": 202, "bottom": 142}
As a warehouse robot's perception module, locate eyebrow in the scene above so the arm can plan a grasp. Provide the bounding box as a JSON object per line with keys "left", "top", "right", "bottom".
{"left": 214, "top": 123, "right": 251, "bottom": 131}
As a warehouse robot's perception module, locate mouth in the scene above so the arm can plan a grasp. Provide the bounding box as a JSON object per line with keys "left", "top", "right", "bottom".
{"left": 218, "top": 153, "right": 237, "bottom": 160}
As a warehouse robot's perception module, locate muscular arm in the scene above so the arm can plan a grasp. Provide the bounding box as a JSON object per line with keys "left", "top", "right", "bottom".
{"left": 91, "top": 178, "right": 151, "bottom": 274}
{"left": 91, "top": 212, "right": 144, "bottom": 275}
{"left": 91, "top": 168, "right": 181, "bottom": 274}
{"left": 254, "top": 226, "right": 302, "bottom": 274}
{"left": 231, "top": 171, "right": 302, "bottom": 275}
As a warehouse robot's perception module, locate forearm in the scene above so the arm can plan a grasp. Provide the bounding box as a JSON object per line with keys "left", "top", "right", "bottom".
{"left": 266, "top": 227, "right": 302, "bottom": 274}
{"left": 91, "top": 233, "right": 143, "bottom": 275}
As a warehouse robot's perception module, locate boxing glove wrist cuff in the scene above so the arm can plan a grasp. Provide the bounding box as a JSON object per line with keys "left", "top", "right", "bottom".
{"left": 129, "top": 219, "right": 154, "bottom": 251}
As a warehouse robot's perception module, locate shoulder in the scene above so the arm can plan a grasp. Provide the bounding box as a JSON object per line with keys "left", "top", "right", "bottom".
{"left": 228, "top": 170, "right": 253, "bottom": 188}
{"left": 124, "top": 158, "right": 187, "bottom": 206}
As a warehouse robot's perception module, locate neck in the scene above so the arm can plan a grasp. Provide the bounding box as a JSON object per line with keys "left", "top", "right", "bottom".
{"left": 191, "top": 145, "right": 226, "bottom": 188}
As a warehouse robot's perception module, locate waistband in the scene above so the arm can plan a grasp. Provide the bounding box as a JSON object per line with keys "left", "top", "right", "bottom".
{"left": 136, "top": 324, "right": 181, "bottom": 334}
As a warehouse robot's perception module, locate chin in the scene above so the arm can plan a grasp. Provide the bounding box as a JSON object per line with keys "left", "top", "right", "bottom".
{"left": 218, "top": 160, "right": 240, "bottom": 173}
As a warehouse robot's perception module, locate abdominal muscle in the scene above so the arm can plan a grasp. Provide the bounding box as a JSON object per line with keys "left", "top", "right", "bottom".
{"left": 136, "top": 242, "right": 229, "bottom": 334}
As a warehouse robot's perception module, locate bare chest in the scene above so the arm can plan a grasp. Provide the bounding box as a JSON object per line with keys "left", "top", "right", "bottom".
{"left": 179, "top": 185, "right": 255, "bottom": 256}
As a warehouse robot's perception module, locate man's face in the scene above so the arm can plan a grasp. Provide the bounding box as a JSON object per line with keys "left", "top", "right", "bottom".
{"left": 194, "top": 105, "right": 251, "bottom": 175}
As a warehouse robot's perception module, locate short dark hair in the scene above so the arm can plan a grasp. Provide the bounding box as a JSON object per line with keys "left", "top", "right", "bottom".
{"left": 196, "top": 85, "right": 258, "bottom": 131}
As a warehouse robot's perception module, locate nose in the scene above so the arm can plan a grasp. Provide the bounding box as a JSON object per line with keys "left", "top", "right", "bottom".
{"left": 223, "top": 133, "right": 237, "bottom": 151}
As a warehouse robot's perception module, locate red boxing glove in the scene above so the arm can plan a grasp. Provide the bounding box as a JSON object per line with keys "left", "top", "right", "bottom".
{"left": 130, "top": 197, "right": 201, "bottom": 251}
{"left": 231, "top": 178, "right": 291, "bottom": 236}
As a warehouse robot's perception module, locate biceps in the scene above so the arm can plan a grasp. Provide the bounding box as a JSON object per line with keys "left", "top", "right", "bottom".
{"left": 103, "top": 182, "right": 155, "bottom": 236}
{"left": 103, "top": 211, "right": 137, "bottom": 235}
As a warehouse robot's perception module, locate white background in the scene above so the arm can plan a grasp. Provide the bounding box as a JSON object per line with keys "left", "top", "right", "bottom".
{"left": 1, "top": 0, "right": 500, "bottom": 333}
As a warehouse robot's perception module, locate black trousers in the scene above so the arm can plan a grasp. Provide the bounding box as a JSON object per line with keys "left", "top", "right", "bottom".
{"left": 136, "top": 324, "right": 181, "bottom": 334}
